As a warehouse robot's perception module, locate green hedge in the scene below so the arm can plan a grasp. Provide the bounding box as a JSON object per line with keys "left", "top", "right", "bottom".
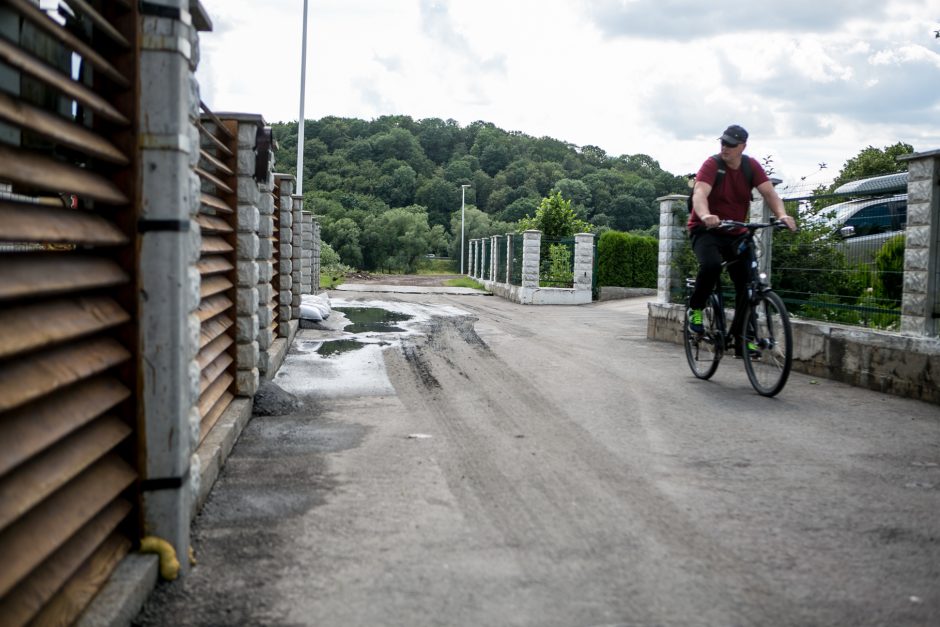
{"left": 597, "top": 230, "right": 658, "bottom": 288}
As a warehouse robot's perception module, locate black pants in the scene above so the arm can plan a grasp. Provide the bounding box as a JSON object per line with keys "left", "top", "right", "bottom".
{"left": 689, "top": 229, "right": 749, "bottom": 339}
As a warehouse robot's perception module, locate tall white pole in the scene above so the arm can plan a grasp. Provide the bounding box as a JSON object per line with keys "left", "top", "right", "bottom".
{"left": 460, "top": 184, "right": 469, "bottom": 275}
{"left": 295, "top": 0, "right": 309, "bottom": 195}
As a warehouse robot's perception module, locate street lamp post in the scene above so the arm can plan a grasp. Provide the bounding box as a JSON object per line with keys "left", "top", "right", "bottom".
{"left": 459, "top": 184, "right": 470, "bottom": 275}
{"left": 296, "top": 0, "right": 309, "bottom": 195}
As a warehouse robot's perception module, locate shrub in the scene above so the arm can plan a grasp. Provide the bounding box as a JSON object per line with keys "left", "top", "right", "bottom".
{"left": 597, "top": 230, "right": 658, "bottom": 288}
{"left": 874, "top": 233, "right": 905, "bottom": 302}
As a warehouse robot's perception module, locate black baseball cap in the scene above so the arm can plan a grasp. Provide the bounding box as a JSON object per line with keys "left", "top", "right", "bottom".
{"left": 719, "top": 125, "right": 748, "bottom": 146}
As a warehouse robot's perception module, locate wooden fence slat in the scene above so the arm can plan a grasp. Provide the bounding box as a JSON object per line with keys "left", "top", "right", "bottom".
{"left": 196, "top": 333, "right": 234, "bottom": 371}
{"left": 28, "top": 532, "right": 131, "bottom": 627}
{"left": 196, "top": 256, "right": 234, "bottom": 277}
{"left": 0, "top": 377, "right": 129, "bottom": 477}
{"left": 0, "top": 201, "right": 128, "bottom": 245}
{"left": 195, "top": 294, "right": 233, "bottom": 323}
{"left": 0, "top": 145, "right": 128, "bottom": 204}
{"left": 0, "top": 296, "right": 129, "bottom": 360}
{"left": 0, "top": 337, "right": 131, "bottom": 413}
{"left": 199, "top": 392, "right": 234, "bottom": 443}
{"left": 61, "top": 0, "right": 130, "bottom": 49}
{"left": 200, "top": 235, "right": 234, "bottom": 255}
{"left": 199, "top": 352, "right": 233, "bottom": 395}
{"left": 0, "top": 92, "right": 128, "bottom": 163}
{"left": 199, "top": 275, "right": 232, "bottom": 299}
{"left": 5, "top": 0, "right": 129, "bottom": 87}
{"left": 0, "top": 417, "right": 130, "bottom": 531}
{"left": 199, "top": 316, "right": 234, "bottom": 349}
{"left": 0, "top": 455, "right": 135, "bottom": 597}
{"left": 0, "top": 37, "right": 127, "bottom": 125}
{"left": 0, "top": 255, "right": 129, "bottom": 302}
{"left": 197, "top": 373, "right": 234, "bottom": 422}
{"left": 194, "top": 166, "right": 234, "bottom": 195}
{"left": 197, "top": 120, "right": 234, "bottom": 157}
{"left": 0, "top": 500, "right": 130, "bottom": 627}
{"left": 200, "top": 192, "right": 233, "bottom": 214}
{"left": 199, "top": 103, "right": 234, "bottom": 138}
{"left": 199, "top": 149, "right": 234, "bottom": 177}
{"left": 194, "top": 213, "right": 233, "bottom": 235}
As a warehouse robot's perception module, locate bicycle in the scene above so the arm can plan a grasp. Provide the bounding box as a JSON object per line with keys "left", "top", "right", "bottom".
{"left": 683, "top": 219, "right": 794, "bottom": 397}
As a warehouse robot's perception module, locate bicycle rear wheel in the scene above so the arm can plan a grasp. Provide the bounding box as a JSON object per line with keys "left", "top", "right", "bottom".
{"left": 742, "top": 290, "right": 792, "bottom": 396}
{"left": 684, "top": 294, "right": 723, "bottom": 379}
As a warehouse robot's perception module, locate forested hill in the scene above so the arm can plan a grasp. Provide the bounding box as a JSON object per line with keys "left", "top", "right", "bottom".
{"left": 271, "top": 116, "right": 688, "bottom": 271}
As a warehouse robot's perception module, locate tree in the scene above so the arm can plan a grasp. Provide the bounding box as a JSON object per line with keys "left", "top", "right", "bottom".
{"left": 829, "top": 143, "right": 914, "bottom": 190}
{"left": 518, "top": 192, "right": 592, "bottom": 239}
{"left": 415, "top": 177, "right": 460, "bottom": 227}
{"left": 321, "top": 217, "right": 363, "bottom": 269}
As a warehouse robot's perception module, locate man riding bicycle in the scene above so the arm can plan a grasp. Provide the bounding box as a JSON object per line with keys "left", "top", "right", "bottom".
{"left": 687, "top": 124, "right": 797, "bottom": 357}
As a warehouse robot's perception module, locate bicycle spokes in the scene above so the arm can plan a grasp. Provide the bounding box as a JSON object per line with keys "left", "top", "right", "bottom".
{"left": 742, "top": 292, "right": 793, "bottom": 396}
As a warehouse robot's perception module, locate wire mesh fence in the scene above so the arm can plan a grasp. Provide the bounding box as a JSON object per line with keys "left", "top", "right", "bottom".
{"left": 540, "top": 238, "right": 576, "bottom": 288}
{"left": 511, "top": 235, "right": 523, "bottom": 285}
{"left": 496, "top": 236, "right": 507, "bottom": 283}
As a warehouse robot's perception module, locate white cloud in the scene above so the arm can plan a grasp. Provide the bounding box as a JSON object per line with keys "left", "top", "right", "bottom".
{"left": 196, "top": 0, "right": 940, "bottom": 189}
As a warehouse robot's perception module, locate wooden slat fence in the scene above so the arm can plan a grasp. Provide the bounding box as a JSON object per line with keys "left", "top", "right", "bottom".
{"left": 0, "top": 2, "right": 139, "bottom": 625}
{"left": 195, "top": 103, "right": 238, "bottom": 444}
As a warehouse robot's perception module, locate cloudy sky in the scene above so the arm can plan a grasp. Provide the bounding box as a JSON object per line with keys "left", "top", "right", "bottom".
{"left": 196, "top": 0, "right": 940, "bottom": 194}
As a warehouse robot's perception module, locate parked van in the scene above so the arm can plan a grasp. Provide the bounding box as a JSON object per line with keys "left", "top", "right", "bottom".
{"left": 815, "top": 172, "right": 908, "bottom": 264}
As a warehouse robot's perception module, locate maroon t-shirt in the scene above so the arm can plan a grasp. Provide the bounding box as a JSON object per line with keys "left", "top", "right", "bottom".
{"left": 687, "top": 155, "right": 769, "bottom": 232}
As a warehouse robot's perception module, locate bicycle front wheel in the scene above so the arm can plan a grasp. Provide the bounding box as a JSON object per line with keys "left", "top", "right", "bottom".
{"left": 742, "top": 290, "right": 792, "bottom": 396}
{"left": 684, "top": 294, "right": 723, "bottom": 380}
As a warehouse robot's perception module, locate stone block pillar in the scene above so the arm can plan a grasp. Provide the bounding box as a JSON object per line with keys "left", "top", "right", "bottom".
{"left": 256, "top": 159, "right": 275, "bottom": 375}
{"left": 574, "top": 233, "right": 595, "bottom": 293}
{"left": 311, "top": 218, "right": 321, "bottom": 294}
{"left": 522, "top": 230, "right": 541, "bottom": 289}
{"left": 276, "top": 177, "right": 295, "bottom": 333}
{"left": 301, "top": 212, "right": 314, "bottom": 294}
{"left": 656, "top": 194, "right": 689, "bottom": 303}
{"left": 137, "top": 1, "right": 208, "bottom": 573}
{"left": 229, "top": 117, "right": 263, "bottom": 397}
{"left": 291, "top": 195, "right": 303, "bottom": 317}
{"left": 898, "top": 149, "right": 940, "bottom": 336}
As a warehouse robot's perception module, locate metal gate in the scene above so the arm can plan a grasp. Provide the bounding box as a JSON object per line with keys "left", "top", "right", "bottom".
{"left": 0, "top": 2, "right": 139, "bottom": 624}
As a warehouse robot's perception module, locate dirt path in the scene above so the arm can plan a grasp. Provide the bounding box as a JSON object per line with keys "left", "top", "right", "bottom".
{"left": 343, "top": 272, "right": 464, "bottom": 287}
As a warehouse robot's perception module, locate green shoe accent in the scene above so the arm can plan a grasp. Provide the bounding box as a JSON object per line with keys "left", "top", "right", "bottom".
{"left": 688, "top": 308, "right": 704, "bottom": 333}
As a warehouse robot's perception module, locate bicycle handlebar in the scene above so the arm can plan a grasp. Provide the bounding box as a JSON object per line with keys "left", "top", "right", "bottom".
{"left": 719, "top": 218, "right": 794, "bottom": 232}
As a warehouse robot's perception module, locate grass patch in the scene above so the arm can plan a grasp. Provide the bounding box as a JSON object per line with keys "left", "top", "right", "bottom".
{"left": 320, "top": 273, "right": 345, "bottom": 289}
{"left": 416, "top": 257, "right": 458, "bottom": 274}
{"left": 443, "top": 277, "right": 485, "bottom": 290}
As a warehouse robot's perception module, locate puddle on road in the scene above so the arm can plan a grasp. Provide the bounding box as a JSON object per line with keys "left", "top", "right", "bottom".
{"left": 316, "top": 339, "right": 365, "bottom": 357}
{"left": 335, "top": 307, "right": 412, "bottom": 333}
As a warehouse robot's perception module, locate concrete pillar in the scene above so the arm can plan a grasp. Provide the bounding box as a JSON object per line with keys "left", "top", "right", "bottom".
{"left": 137, "top": 0, "right": 207, "bottom": 573}
{"left": 256, "top": 156, "right": 275, "bottom": 375}
{"left": 574, "top": 233, "right": 595, "bottom": 293}
{"left": 898, "top": 149, "right": 940, "bottom": 336}
{"left": 522, "top": 230, "right": 541, "bottom": 289}
{"left": 490, "top": 235, "right": 499, "bottom": 282}
{"left": 656, "top": 194, "right": 689, "bottom": 303}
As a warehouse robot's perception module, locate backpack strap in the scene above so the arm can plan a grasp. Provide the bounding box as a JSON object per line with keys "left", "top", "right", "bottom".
{"left": 688, "top": 155, "right": 755, "bottom": 213}
{"left": 712, "top": 154, "right": 754, "bottom": 190}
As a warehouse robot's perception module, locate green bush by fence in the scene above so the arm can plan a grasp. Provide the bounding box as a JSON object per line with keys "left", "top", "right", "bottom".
{"left": 596, "top": 230, "right": 658, "bottom": 288}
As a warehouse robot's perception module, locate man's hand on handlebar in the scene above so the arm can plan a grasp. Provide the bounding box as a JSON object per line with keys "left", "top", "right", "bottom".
{"left": 701, "top": 214, "right": 721, "bottom": 229}
{"left": 774, "top": 215, "right": 797, "bottom": 232}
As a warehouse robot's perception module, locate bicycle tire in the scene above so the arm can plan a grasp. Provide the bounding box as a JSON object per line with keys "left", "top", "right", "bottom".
{"left": 742, "top": 290, "right": 792, "bottom": 396}
{"left": 684, "top": 293, "right": 723, "bottom": 380}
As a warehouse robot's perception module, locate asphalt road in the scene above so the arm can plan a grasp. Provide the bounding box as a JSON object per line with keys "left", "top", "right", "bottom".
{"left": 135, "top": 292, "right": 940, "bottom": 627}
